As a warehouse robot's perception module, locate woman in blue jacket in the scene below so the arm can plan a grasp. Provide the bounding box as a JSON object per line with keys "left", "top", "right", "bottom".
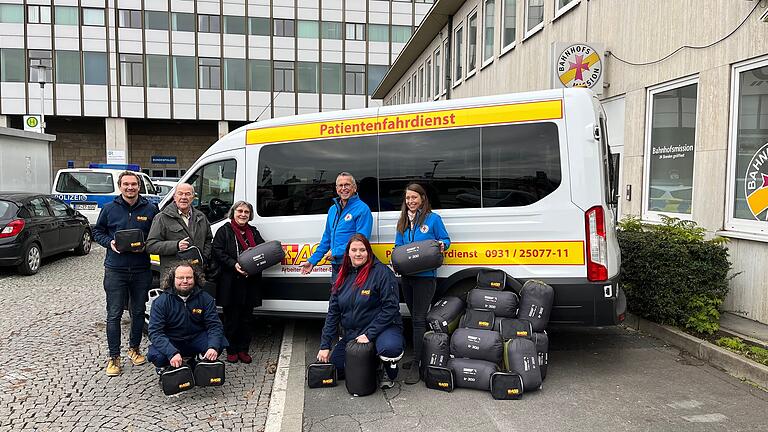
{"left": 317, "top": 234, "right": 404, "bottom": 389}
{"left": 394, "top": 183, "right": 450, "bottom": 385}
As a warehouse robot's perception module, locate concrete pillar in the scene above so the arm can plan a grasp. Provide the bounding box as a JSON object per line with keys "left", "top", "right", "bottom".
{"left": 0, "top": 115, "right": 7, "bottom": 128}
{"left": 218, "top": 120, "right": 229, "bottom": 139}
{"left": 105, "top": 117, "right": 128, "bottom": 163}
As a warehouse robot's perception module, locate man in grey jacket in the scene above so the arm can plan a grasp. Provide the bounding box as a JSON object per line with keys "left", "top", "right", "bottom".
{"left": 146, "top": 183, "right": 213, "bottom": 276}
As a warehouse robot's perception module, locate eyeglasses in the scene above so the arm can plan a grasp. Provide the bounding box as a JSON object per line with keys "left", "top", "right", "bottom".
{"left": 336, "top": 183, "right": 353, "bottom": 190}
{"left": 174, "top": 276, "right": 194, "bottom": 281}
{"left": 175, "top": 192, "right": 194, "bottom": 197}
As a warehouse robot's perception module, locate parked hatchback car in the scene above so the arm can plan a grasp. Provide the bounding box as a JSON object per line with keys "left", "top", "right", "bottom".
{"left": 0, "top": 192, "right": 92, "bottom": 275}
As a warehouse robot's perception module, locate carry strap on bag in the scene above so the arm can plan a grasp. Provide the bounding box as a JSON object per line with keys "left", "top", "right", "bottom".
{"left": 306, "top": 363, "right": 338, "bottom": 388}
{"left": 490, "top": 372, "right": 524, "bottom": 400}
{"left": 160, "top": 365, "right": 195, "bottom": 396}
{"left": 193, "top": 360, "right": 225, "bottom": 387}
{"left": 424, "top": 366, "right": 455, "bottom": 392}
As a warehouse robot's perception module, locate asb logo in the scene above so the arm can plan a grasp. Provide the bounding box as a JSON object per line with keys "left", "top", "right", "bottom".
{"left": 557, "top": 44, "right": 602, "bottom": 89}
{"left": 745, "top": 142, "right": 768, "bottom": 220}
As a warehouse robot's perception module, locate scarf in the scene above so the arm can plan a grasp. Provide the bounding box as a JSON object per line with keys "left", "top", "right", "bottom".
{"left": 230, "top": 219, "right": 256, "bottom": 251}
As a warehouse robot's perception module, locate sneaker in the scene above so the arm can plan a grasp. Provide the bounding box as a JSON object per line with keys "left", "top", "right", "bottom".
{"left": 127, "top": 347, "right": 147, "bottom": 366}
{"left": 238, "top": 352, "right": 252, "bottom": 364}
{"left": 106, "top": 356, "right": 122, "bottom": 377}
{"left": 379, "top": 368, "right": 395, "bottom": 390}
{"left": 404, "top": 364, "right": 420, "bottom": 385}
{"left": 226, "top": 353, "right": 238, "bottom": 363}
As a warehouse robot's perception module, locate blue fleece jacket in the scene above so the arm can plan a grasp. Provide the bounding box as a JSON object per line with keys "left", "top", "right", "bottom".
{"left": 394, "top": 211, "right": 451, "bottom": 277}
{"left": 92, "top": 195, "right": 159, "bottom": 272}
{"left": 319, "top": 260, "right": 403, "bottom": 349}
{"left": 148, "top": 286, "right": 227, "bottom": 360}
{"left": 308, "top": 194, "right": 373, "bottom": 265}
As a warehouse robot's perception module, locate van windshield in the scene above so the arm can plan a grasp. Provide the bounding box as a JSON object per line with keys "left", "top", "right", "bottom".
{"left": 56, "top": 172, "right": 115, "bottom": 194}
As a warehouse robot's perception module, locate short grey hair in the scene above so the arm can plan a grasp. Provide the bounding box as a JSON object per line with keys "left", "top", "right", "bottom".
{"left": 336, "top": 172, "right": 357, "bottom": 187}
{"left": 228, "top": 200, "right": 254, "bottom": 221}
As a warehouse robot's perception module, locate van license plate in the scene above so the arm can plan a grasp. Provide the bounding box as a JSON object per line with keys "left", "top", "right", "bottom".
{"left": 74, "top": 204, "right": 97, "bottom": 211}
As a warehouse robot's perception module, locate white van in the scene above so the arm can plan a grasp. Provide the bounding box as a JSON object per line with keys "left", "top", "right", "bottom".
{"left": 161, "top": 88, "right": 624, "bottom": 326}
{"left": 52, "top": 164, "right": 161, "bottom": 224}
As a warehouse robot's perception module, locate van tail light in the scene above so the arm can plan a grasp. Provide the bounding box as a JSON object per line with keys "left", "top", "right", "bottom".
{"left": 585, "top": 206, "right": 608, "bottom": 281}
{"left": 0, "top": 219, "right": 25, "bottom": 239}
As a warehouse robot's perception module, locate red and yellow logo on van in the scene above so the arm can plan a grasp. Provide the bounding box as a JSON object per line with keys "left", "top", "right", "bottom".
{"left": 745, "top": 142, "right": 768, "bottom": 220}
{"left": 281, "top": 244, "right": 331, "bottom": 266}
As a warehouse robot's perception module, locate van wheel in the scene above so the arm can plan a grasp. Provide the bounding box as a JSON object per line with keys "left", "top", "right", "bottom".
{"left": 74, "top": 230, "right": 92, "bottom": 255}
{"left": 441, "top": 278, "right": 475, "bottom": 303}
{"left": 18, "top": 243, "right": 42, "bottom": 275}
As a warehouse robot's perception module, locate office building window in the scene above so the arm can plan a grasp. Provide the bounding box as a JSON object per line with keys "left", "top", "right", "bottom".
{"left": 55, "top": 51, "right": 80, "bottom": 84}
{"left": 418, "top": 67, "right": 424, "bottom": 99}
{"left": 274, "top": 61, "right": 295, "bottom": 92}
{"left": 297, "top": 62, "right": 319, "bottom": 93}
{"left": 224, "top": 16, "right": 246, "bottom": 35}
{"left": 454, "top": 26, "right": 463, "bottom": 83}
{"left": 467, "top": 11, "right": 478, "bottom": 73}
{"left": 526, "top": 0, "right": 544, "bottom": 32}
{"left": 274, "top": 19, "right": 295, "bottom": 37}
{"left": 321, "top": 21, "right": 343, "bottom": 39}
{"left": 172, "top": 56, "right": 196, "bottom": 88}
{"left": 345, "top": 64, "right": 365, "bottom": 95}
{"left": 0, "top": 4, "right": 23, "bottom": 23}
{"left": 55, "top": 6, "right": 78, "bottom": 26}
{"left": 29, "top": 50, "right": 52, "bottom": 82}
{"left": 146, "top": 54, "right": 169, "bottom": 88}
{"left": 224, "top": 59, "right": 246, "bottom": 90}
{"left": 433, "top": 47, "right": 441, "bottom": 97}
{"left": 82, "top": 8, "right": 105, "bottom": 26}
{"left": 321, "top": 63, "right": 343, "bottom": 94}
{"left": 199, "top": 14, "right": 221, "bottom": 33}
{"left": 346, "top": 23, "right": 365, "bottom": 41}
{"left": 199, "top": 58, "right": 221, "bottom": 89}
{"left": 502, "top": 0, "right": 516, "bottom": 49}
{"left": 483, "top": 1, "right": 496, "bottom": 63}
{"left": 368, "top": 65, "right": 389, "bottom": 96}
{"left": 368, "top": 24, "right": 389, "bottom": 43}
{"left": 118, "top": 9, "right": 142, "bottom": 29}
{"left": 297, "top": 21, "right": 319, "bottom": 38}
{"left": 83, "top": 52, "right": 108, "bottom": 85}
{"left": 28, "top": 6, "right": 51, "bottom": 24}
{"left": 249, "top": 59, "right": 271, "bottom": 91}
{"left": 392, "top": 25, "right": 412, "bottom": 43}
{"left": 557, "top": 0, "right": 577, "bottom": 12}
{"left": 120, "top": 54, "right": 144, "bottom": 86}
{"left": 249, "top": 17, "right": 270, "bottom": 36}
{"left": 0, "top": 49, "right": 25, "bottom": 82}
{"left": 425, "top": 59, "right": 432, "bottom": 100}
{"left": 172, "top": 12, "right": 195, "bottom": 32}
{"left": 145, "top": 11, "right": 169, "bottom": 31}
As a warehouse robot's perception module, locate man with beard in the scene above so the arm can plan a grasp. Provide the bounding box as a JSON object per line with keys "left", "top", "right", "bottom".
{"left": 147, "top": 263, "right": 227, "bottom": 372}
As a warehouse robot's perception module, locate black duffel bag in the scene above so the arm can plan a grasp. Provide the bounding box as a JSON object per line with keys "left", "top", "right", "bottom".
{"left": 467, "top": 288, "right": 519, "bottom": 318}
{"left": 424, "top": 366, "right": 454, "bottom": 392}
{"left": 517, "top": 280, "right": 555, "bottom": 332}
{"left": 476, "top": 269, "right": 508, "bottom": 290}
{"left": 494, "top": 318, "right": 533, "bottom": 340}
{"left": 391, "top": 240, "right": 443, "bottom": 276}
{"left": 193, "top": 360, "right": 225, "bottom": 387}
{"left": 490, "top": 372, "right": 524, "bottom": 400}
{"left": 238, "top": 240, "right": 285, "bottom": 275}
{"left": 344, "top": 340, "right": 377, "bottom": 397}
{"left": 421, "top": 331, "right": 450, "bottom": 371}
{"left": 503, "top": 338, "right": 542, "bottom": 391}
{"left": 426, "top": 297, "right": 464, "bottom": 334}
{"left": 306, "top": 363, "right": 338, "bottom": 388}
{"left": 459, "top": 308, "right": 495, "bottom": 330}
{"left": 160, "top": 365, "right": 195, "bottom": 396}
{"left": 114, "top": 229, "right": 145, "bottom": 253}
{"left": 532, "top": 331, "right": 549, "bottom": 380}
{"left": 449, "top": 357, "right": 498, "bottom": 391}
{"left": 450, "top": 328, "right": 503, "bottom": 364}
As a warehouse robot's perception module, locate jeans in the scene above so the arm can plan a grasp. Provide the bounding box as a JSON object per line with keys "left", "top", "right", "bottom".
{"left": 104, "top": 269, "right": 152, "bottom": 357}
{"left": 330, "top": 326, "right": 405, "bottom": 379}
{"left": 401, "top": 276, "right": 436, "bottom": 365}
{"left": 147, "top": 331, "right": 213, "bottom": 367}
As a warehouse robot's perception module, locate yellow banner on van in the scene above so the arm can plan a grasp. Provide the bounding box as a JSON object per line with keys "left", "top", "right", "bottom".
{"left": 371, "top": 241, "right": 585, "bottom": 266}
{"left": 246, "top": 100, "right": 563, "bottom": 145}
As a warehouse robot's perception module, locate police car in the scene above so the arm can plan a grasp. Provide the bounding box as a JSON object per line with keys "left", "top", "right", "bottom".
{"left": 52, "top": 164, "right": 161, "bottom": 225}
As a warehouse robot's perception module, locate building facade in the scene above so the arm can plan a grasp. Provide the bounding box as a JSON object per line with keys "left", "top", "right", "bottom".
{"left": 0, "top": 0, "right": 433, "bottom": 175}
{"left": 372, "top": 0, "right": 768, "bottom": 324}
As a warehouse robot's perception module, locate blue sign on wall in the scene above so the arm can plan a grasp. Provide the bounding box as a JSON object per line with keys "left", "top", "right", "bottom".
{"left": 151, "top": 156, "right": 177, "bottom": 164}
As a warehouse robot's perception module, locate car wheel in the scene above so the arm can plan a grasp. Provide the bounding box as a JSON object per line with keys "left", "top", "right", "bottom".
{"left": 18, "top": 243, "right": 42, "bottom": 276}
{"left": 74, "top": 230, "right": 92, "bottom": 256}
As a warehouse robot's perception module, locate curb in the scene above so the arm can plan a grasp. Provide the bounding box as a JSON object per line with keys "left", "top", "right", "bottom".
{"left": 624, "top": 313, "right": 768, "bottom": 390}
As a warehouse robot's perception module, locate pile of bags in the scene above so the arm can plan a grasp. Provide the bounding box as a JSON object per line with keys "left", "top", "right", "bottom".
{"left": 422, "top": 269, "right": 554, "bottom": 399}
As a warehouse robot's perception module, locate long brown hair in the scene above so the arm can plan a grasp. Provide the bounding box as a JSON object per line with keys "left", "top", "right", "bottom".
{"left": 162, "top": 262, "right": 206, "bottom": 291}
{"left": 396, "top": 183, "right": 431, "bottom": 234}
{"left": 332, "top": 234, "right": 375, "bottom": 294}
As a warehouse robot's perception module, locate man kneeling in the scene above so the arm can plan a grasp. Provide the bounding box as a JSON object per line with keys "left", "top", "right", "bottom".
{"left": 148, "top": 263, "right": 228, "bottom": 376}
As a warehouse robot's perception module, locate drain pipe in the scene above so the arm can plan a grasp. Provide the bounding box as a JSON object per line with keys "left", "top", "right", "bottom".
{"left": 445, "top": 14, "right": 453, "bottom": 100}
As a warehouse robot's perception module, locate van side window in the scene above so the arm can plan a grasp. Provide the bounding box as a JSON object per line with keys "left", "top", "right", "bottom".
{"left": 185, "top": 159, "right": 237, "bottom": 223}
{"left": 598, "top": 117, "right": 617, "bottom": 205}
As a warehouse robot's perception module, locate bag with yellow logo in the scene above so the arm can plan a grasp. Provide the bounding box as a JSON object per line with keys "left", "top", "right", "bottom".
{"left": 450, "top": 328, "right": 503, "bottom": 364}
{"left": 306, "top": 363, "right": 338, "bottom": 388}
{"left": 467, "top": 288, "right": 519, "bottom": 318}
{"left": 424, "top": 366, "right": 454, "bottom": 392}
{"left": 448, "top": 357, "right": 497, "bottom": 391}
{"left": 160, "top": 365, "right": 195, "bottom": 396}
{"left": 475, "top": 269, "right": 508, "bottom": 291}
{"left": 490, "top": 372, "right": 524, "bottom": 400}
{"left": 193, "top": 360, "right": 225, "bottom": 387}
{"left": 114, "top": 229, "right": 145, "bottom": 253}
{"left": 494, "top": 318, "right": 533, "bottom": 341}
{"left": 459, "top": 308, "right": 496, "bottom": 330}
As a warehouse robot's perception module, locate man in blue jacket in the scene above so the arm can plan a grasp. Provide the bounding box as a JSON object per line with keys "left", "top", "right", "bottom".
{"left": 147, "top": 263, "right": 227, "bottom": 372}
{"left": 92, "top": 171, "right": 159, "bottom": 377}
{"left": 300, "top": 172, "right": 373, "bottom": 284}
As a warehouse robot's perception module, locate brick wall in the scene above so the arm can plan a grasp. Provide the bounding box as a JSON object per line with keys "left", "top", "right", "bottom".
{"left": 128, "top": 120, "right": 218, "bottom": 176}
{"left": 47, "top": 117, "right": 107, "bottom": 172}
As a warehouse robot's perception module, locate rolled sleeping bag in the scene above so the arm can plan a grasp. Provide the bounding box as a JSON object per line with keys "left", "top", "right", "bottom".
{"left": 532, "top": 331, "right": 549, "bottom": 380}
{"left": 517, "top": 280, "right": 555, "bottom": 332}
{"left": 391, "top": 239, "right": 443, "bottom": 276}
{"left": 344, "top": 339, "right": 378, "bottom": 397}
{"left": 426, "top": 297, "right": 465, "bottom": 334}
{"left": 494, "top": 318, "right": 533, "bottom": 340}
{"left": 467, "top": 288, "right": 519, "bottom": 318}
{"left": 421, "top": 331, "right": 450, "bottom": 371}
{"left": 448, "top": 357, "right": 498, "bottom": 391}
{"left": 459, "top": 308, "right": 495, "bottom": 331}
{"left": 503, "top": 338, "right": 542, "bottom": 391}
{"left": 237, "top": 240, "right": 285, "bottom": 275}
{"left": 450, "top": 328, "right": 503, "bottom": 364}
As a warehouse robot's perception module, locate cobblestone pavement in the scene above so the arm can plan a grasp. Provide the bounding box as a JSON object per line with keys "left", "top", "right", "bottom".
{"left": 0, "top": 247, "right": 283, "bottom": 432}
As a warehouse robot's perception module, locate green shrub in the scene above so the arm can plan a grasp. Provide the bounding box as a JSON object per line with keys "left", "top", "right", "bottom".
{"left": 716, "top": 336, "right": 746, "bottom": 351}
{"left": 618, "top": 216, "right": 733, "bottom": 332}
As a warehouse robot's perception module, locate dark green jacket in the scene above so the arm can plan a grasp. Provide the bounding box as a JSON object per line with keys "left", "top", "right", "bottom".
{"left": 146, "top": 202, "right": 213, "bottom": 276}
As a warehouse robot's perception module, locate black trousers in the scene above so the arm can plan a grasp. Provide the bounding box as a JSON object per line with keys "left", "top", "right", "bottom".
{"left": 223, "top": 303, "right": 253, "bottom": 354}
{"left": 401, "top": 276, "right": 436, "bottom": 364}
